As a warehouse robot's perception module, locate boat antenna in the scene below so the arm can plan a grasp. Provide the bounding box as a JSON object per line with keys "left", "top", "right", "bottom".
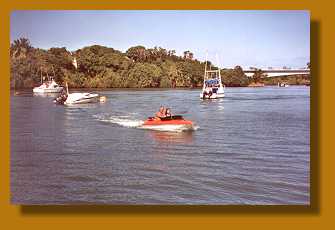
{"left": 46, "top": 69, "right": 49, "bottom": 81}
{"left": 204, "top": 51, "right": 208, "bottom": 76}
{"left": 40, "top": 66, "right": 43, "bottom": 84}
{"left": 205, "top": 51, "right": 208, "bottom": 74}
{"left": 216, "top": 53, "right": 223, "bottom": 87}
{"left": 51, "top": 66, "right": 56, "bottom": 80}
{"left": 203, "top": 51, "right": 209, "bottom": 88}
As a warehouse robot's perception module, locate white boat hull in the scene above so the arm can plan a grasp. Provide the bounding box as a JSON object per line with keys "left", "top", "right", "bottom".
{"left": 200, "top": 92, "right": 225, "bottom": 99}
{"left": 200, "top": 87, "right": 225, "bottom": 99}
{"left": 64, "top": 93, "right": 100, "bottom": 105}
{"left": 33, "top": 87, "right": 63, "bottom": 93}
{"left": 140, "top": 124, "right": 194, "bottom": 132}
{"left": 33, "top": 79, "right": 63, "bottom": 93}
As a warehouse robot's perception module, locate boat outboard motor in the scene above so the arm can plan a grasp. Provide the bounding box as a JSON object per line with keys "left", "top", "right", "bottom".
{"left": 202, "top": 90, "right": 207, "bottom": 99}
{"left": 54, "top": 92, "right": 68, "bottom": 105}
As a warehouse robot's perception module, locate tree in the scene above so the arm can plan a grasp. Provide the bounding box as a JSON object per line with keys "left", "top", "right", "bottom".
{"left": 252, "top": 69, "right": 265, "bottom": 83}
{"left": 126, "top": 63, "right": 162, "bottom": 88}
{"left": 126, "top": 46, "right": 147, "bottom": 62}
{"left": 45, "top": 47, "right": 73, "bottom": 82}
{"left": 220, "top": 66, "right": 249, "bottom": 87}
{"left": 76, "top": 45, "right": 130, "bottom": 77}
{"left": 10, "top": 37, "right": 32, "bottom": 59}
{"left": 10, "top": 41, "right": 220, "bottom": 89}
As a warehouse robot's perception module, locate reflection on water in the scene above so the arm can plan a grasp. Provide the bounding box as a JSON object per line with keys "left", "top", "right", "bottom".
{"left": 11, "top": 87, "right": 310, "bottom": 204}
{"left": 148, "top": 130, "right": 194, "bottom": 144}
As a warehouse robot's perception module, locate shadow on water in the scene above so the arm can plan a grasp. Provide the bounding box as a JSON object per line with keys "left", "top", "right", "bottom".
{"left": 19, "top": 20, "right": 320, "bottom": 216}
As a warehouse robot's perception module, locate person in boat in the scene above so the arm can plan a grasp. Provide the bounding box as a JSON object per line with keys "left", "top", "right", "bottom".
{"left": 55, "top": 88, "right": 68, "bottom": 104}
{"left": 155, "top": 106, "right": 166, "bottom": 119}
{"left": 165, "top": 108, "right": 172, "bottom": 117}
{"left": 203, "top": 86, "right": 213, "bottom": 99}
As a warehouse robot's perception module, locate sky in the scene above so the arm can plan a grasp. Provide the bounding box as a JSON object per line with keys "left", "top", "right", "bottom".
{"left": 10, "top": 10, "right": 310, "bottom": 69}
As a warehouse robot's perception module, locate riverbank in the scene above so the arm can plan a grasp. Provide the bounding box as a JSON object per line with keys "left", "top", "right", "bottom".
{"left": 10, "top": 38, "right": 310, "bottom": 90}
{"left": 11, "top": 84, "right": 310, "bottom": 91}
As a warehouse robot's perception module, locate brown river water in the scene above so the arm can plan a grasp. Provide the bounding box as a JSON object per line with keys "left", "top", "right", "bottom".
{"left": 11, "top": 86, "right": 310, "bottom": 204}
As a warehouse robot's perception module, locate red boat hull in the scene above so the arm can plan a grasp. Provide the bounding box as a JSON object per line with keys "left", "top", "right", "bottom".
{"left": 143, "top": 115, "right": 193, "bottom": 126}
{"left": 143, "top": 119, "right": 193, "bottom": 126}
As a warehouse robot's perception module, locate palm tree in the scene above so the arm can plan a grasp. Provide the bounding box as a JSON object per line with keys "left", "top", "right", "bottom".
{"left": 10, "top": 37, "right": 32, "bottom": 59}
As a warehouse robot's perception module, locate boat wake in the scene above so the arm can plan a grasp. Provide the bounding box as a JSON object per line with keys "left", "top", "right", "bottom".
{"left": 95, "top": 115, "right": 144, "bottom": 128}
{"left": 95, "top": 114, "right": 198, "bottom": 132}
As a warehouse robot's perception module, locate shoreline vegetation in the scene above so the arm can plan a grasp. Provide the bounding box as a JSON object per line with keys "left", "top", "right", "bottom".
{"left": 10, "top": 38, "right": 310, "bottom": 89}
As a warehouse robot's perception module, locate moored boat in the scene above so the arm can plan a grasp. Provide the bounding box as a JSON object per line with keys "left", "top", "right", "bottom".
{"left": 199, "top": 55, "right": 225, "bottom": 99}
{"left": 33, "top": 79, "right": 63, "bottom": 93}
{"left": 33, "top": 67, "right": 63, "bottom": 93}
{"left": 54, "top": 82, "right": 100, "bottom": 105}
{"left": 63, "top": 92, "right": 100, "bottom": 105}
{"left": 278, "top": 82, "right": 289, "bottom": 87}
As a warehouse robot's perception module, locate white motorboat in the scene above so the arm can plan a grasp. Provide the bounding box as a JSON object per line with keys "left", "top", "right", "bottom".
{"left": 33, "top": 67, "right": 63, "bottom": 93}
{"left": 278, "top": 82, "right": 289, "bottom": 87}
{"left": 64, "top": 92, "right": 100, "bottom": 105}
{"left": 54, "top": 82, "right": 99, "bottom": 105}
{"left": 199, "top": 56, "right": 225, "bottom": 99}
{"left": 33, "top": 79, "right": 63, "bottom": 93}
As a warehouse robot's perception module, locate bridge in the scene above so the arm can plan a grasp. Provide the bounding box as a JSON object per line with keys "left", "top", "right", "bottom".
{"left": 244, "top": 68, "right": 310, "bottom": 77}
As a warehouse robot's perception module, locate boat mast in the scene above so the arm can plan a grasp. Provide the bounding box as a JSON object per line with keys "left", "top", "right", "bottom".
{"left": 46, "top": 69, "right": 49, "bottom": 82}
{"left": 51, "top": 66, "right": 56, "bottom": 80}
{"left": 216, "top": 54, "right": 223, "bottom": 87}
{"left": 204, "top": 52, "right": 208, "bottom": 82}
{"left": 40, "top": 67, "right": 43, "bottom": 84}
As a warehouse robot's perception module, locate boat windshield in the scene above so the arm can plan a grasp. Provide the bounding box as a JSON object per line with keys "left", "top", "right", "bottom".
{"left": 205, "top": 79, "right": 219, "bottom": 85}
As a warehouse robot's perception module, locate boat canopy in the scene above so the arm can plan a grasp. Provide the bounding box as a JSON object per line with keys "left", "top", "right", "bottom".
{"left": 205, "top": 79, "right": 219, "bottom": 85}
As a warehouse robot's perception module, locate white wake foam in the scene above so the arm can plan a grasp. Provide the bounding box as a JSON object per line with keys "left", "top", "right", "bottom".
{"left": 95, "top": 115, "right": 198, "bottom": 132}
{"left": 95, "top": 115, "right": 144, "bottom": 128}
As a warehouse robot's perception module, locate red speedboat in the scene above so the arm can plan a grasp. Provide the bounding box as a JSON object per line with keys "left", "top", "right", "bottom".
{"left": 141, "top": 115, "right": 195, "bottom": 132}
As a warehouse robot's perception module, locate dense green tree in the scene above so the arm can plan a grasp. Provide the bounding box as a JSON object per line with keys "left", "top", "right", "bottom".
{"left": 10, "top": 38, "right": 33, "bottom": 59}
{"left": 252, "top": 69, "right": 266, "bottom": 83}
{"left": 126, "top": 46, "right": 147, "bottom": 62}
{"left": 10, "top": 37, "right": 310, "bottom": 89}
{"left": 221, "top": 66, "right": 250, "bottom": 87}
{"left": 126, "top": 63, "right": 162, "bottom": 88}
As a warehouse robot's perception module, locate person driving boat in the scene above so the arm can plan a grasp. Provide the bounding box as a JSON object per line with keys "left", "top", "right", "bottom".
{"left": 155, "top": 106, "right": 166, "bottom": 119}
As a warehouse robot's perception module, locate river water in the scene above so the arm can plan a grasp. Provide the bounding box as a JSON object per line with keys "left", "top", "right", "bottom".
{"left": 10, "top": 86, "right": 310, "bottom": 205}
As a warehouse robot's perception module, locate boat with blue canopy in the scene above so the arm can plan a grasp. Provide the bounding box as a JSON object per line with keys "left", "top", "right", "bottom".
{"left": 199, "top": 55, "right": 225, "bottom": 99}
